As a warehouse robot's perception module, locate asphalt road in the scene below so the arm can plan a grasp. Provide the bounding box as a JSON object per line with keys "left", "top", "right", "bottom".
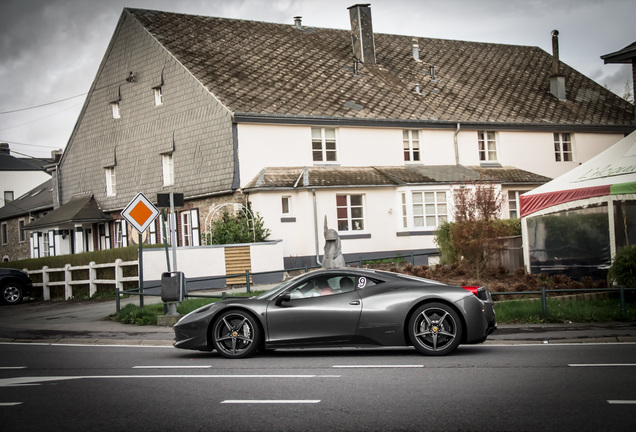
{"left": 2, "top": 342, "right": 636, "bottom": 431}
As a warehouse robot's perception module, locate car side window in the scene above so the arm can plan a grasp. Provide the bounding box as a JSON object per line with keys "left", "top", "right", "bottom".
{"left": 354, "top": 276, "right": 378, "bottom": 289}
{"left": 288, "top": 276, "right": 359, "bottom": 298}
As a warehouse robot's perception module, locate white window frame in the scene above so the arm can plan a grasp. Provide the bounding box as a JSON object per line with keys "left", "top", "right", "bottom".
{"left": 403, "top": 129, "right": 421, "bottom": 162}
{"left": 154, "top": 86, "right": 163, "bottom": 106}
{"left": 99, "top": 222, "right": 111, "bottom": 250}
{"left": 162, "top": 153, "right": 174, "bottom": 186}
{"left": 336, "top": 194, "right": 365, "bottom": 232}
{"left": 111, "top": 102, "right": 120, "bottom": 119}
{"left": 507, "top": 190, "right": 528, "bottom": 219}
{"left": 401, "top": 190, "right": 448, "bottom": 229}
{"left": 105, "top": 167, "right": 116, "bottom": 197}
{"left": 312, "top": 127, "right": 337, "bottom": 163}
{"left": 281, "top": 196, "right": 292, "bottom": 216}
{"left": 31, "top": 232, "right": 40, "bottom": 258}
{"left": 478, "top": 131, "right": 497, "bottom": 162}
{"left": 47, "top": 230, "right": 55, "bottom": 257}
{"left": 115, "top": 220, "right": 128, "bottom": 248}
{"left": 180, "top": 209, "right": 200, "bottom": 247}
{"left": 554, "top": 133, "right": 573, "bottom": 162}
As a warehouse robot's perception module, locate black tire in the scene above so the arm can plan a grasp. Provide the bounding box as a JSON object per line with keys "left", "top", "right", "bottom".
{"left": 1, "top": 281, "right": 24, "bottom": 305}
{"left": 211, "top": 310, "right": 261, "bottom": 359}
{"left": 409, "top": 302, "right": 462, "bottom": 356}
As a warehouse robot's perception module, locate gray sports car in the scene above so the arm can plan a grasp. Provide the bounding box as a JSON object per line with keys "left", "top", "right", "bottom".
{"left": 173, "top": 268, "right": 496, "bottom": 358}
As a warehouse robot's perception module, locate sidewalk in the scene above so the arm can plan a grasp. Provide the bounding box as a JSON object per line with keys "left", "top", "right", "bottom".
{"left": 1, "top": 291, "right": 635, "bottom": 347}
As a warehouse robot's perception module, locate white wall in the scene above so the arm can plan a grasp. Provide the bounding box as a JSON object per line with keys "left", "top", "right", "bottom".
{"left": 0, "top": 170, "right": 50, "bottom": 208}
{"left": 141, "top": 241, "right": 284, "bottom": 282}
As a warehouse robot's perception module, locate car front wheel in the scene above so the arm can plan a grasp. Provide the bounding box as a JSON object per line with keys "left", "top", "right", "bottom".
{"left": 1, "top": 282, "right": 24, "bottom": 305}
{"left": 409, "top": 302, "right": 462, "bottom": 356}
{"left": 211, "top": 310, "right": 260, "bottom": 359}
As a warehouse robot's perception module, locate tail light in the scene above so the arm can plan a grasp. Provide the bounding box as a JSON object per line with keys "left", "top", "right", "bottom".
{"left": 462, "top": 285, "right": 492, "bottom": 301}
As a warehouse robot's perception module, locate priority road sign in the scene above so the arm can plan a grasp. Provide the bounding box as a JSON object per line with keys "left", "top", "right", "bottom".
{"left": 121, "top": 193, "right": 160, "bottom": 234}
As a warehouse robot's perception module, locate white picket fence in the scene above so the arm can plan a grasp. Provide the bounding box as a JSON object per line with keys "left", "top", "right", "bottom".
{"left": 24, "top": 259, "right": 139, "bottom": 300}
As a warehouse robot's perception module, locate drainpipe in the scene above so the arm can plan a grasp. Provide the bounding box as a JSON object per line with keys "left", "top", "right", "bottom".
{"left": 313, "top": 189, "right": 322, "bottom": 266}
{"left": 453, "top": 123, "right": 461, "bottom": 165}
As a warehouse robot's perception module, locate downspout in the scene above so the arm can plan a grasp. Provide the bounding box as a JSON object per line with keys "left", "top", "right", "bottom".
{"left": 313, "top": 189, "right": 322, "bottom": 266}
{"left": 453, "top": 123, "right": 461, "bottom": 165}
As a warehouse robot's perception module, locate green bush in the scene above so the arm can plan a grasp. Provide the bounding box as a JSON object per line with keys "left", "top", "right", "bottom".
{"left": 434, "top": 222, "right": 460, "bottom": 265}
{"left": 609, "top": 245, "right": 636, "bottom": 288}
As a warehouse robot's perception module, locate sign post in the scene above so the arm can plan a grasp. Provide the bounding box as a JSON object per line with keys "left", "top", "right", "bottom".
{"left": 121, "top": 193, "right": 160, "bottom": 308}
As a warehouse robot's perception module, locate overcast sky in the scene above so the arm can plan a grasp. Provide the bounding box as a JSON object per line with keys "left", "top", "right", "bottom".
{"left": 1, "top": 0, "right": 634, "bottom": 159}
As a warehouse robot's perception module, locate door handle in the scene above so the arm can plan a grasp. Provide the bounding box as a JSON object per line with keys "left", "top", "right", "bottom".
{"left": 349, "top": 300, "right": 360, "bottom": 305}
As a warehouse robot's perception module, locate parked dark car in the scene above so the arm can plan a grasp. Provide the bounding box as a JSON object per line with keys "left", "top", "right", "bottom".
{"left": 0, "top": 268, "right": 33, "bottom": 305}
{"left": 173, "top": 268, "right": 496, "bottom": 358}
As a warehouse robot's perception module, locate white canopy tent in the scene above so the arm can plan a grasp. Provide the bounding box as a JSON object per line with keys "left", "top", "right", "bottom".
{"left": 520, "top": 131, "right": 636, "bottom": 278}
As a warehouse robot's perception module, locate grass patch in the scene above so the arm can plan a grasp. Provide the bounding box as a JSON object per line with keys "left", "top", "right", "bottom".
{"left": 495, "top": 297, "right": 636, "bottom": 324}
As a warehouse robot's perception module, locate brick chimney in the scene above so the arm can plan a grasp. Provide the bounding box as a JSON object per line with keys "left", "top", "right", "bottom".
{"left": 348, "top": 4, "right": 376, "bottom": 64}
{"left": 550, "top": 30, "right": 566, "bottom": 101}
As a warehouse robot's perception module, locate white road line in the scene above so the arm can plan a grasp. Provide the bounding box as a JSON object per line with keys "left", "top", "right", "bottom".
{"left": 333, "top": 365, "right": 423, "bottom": 368}
{"left": 569, "top": 364, "right": 636, "bottom": 367}
{"left": 222, "top": 400, "right": 321, "bottom": 404}
{"left": 0, "top": 367, "right": 26, "bottom": 370}
{"left": 0, "top": 402, "right": 23, "bottom": 406}
{"left": 132, "top": 366, "right": 212, "bottom": 369}
{"left": 608, "top": 400, "right": 636, "bottom": 405}
{"left": 0, "top": 374, "right": 340, "bottom": 387}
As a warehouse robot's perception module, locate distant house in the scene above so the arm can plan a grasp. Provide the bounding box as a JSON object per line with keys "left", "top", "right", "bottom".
{"left": 0, "top": 143, "right": 51, "bottom": 210}
{"left": 0, "top": 179, "right": 53, "bottom": 261}
{"left": 37, "top": 4, "right": 634, "bottom": 268}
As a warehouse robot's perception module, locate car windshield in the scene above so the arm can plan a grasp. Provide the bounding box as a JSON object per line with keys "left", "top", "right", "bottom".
{"left": 254, "top": 273, "right": 307, "bottom": 300}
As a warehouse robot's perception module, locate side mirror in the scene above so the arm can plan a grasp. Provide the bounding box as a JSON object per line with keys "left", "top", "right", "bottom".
{"left": 275, "top": 293, "right": 291, "bottom": 306}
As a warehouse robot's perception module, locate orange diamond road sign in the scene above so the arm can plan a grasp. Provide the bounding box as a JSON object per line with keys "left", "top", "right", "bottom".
{"left": 122, "top": 193, "right": 160, "bottom": 233}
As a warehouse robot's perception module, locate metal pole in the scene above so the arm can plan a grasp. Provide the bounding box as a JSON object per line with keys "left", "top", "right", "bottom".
{"left": 620, "top": 286, "right": 626, "bottom": 314}
{"left": 245, "top": 270, "right": 251, "bottom": 293}
{"left": 138, "top": 232, "right": 144, "bottom": 309}
{"left": 161, "top": 209, "right": 170, "bottom": 272}
{"left": 170, "top": 192, "right": 178, "bottom": 272}
{"left": 541, "top": 286, "right": 548, "bottom": 315}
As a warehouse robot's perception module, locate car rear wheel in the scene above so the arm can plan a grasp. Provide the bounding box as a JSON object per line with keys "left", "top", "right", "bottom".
{"left": 211, "top": 310, "right": 260, "bottom": 359}
{"left": 409, "top": 302, "right": 462, "bottom": 356}
{"left": 1, "top": 282, "right": 24, "bottom": 305}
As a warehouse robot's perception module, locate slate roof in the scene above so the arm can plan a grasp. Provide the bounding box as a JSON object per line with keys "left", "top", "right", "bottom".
{"left": 128, "top": 8, "right": 634, "bottom": 129}
{"left": 0, "top": 179, "right": 53, "bottom": 220}
{"left": 243, "top": 166, "right": 551, "bottom": 190}
{"left": 25, "top": 195, "right": 110, "bottom": 230}
{"left": 0, "top": 153, "right": 48, "bottom": 172}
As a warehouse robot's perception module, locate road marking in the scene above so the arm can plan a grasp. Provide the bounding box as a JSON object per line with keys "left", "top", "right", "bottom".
{"left": 0, "top": 374, "right": 340, "bottom": 387}
{"left": 569, "top": 364, "right": 636, "bottom": 367}
{"left": 0, "top": 367, "right": 26, "bottom": 370}
{"left": 222, "top": 400, "right": 321, "bottom": 404}
{"left": 133, "top": 366, "right": 212, "bottom": 369}
{"left": 608, "top": 400, "right": 636, "bottom": 405}
{"left": 0, "top": 402, "right": 23, "bottom": 406}
{"left": 333, "top": 365, "right": 423, "bottom": 368}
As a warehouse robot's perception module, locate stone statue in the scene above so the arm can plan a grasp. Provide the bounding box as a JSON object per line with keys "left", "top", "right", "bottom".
{"left": 322, "top": 216, "right": 345, "bottom": 268}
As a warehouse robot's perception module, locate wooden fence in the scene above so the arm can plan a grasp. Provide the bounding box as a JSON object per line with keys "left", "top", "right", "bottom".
{"left": 24, "top": 259, "right": 138, "bottom": 300}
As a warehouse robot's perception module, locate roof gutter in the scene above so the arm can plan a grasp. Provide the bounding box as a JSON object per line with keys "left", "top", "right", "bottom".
{"left": 233, "top": 113, "right": 635, "bottom": 134}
